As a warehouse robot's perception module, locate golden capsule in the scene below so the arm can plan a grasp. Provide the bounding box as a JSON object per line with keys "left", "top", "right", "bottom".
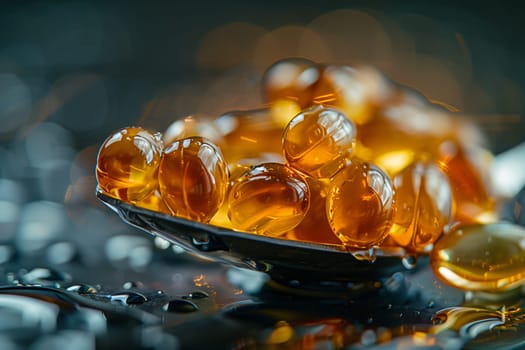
{"left": 214, "top": 109, "right": 284, "bottom": 164}
{"left": 430, "top": 222, "right": 525, "bottom": 292}
{"left": 262, "top": 57, "right": 321, "bottom": 109}
{"left": 228, "top": 163, "right": 310, "bottom": 237}
{"left": 163, "top": 115, "right": 224, "bottom": 146}
{"left": 158, "top": 137, "right": 228, "bottom": 223}
{"left": 135, "top": 190, "right": 171, "bottom": 215}
{"left": 282, "top": 105, "right": 356, "bottom": 179}
{"left": 436, "top": 140, "right": 496, "bottom": 224}
{"left": 327, "top": 159, "right": 395, "bottom": 249}
{"left": 288, "top": 177, "right": 341, "bottom": 245}
{"left": 96, "top": 127, "right": 162, "bottom": 202}
{"left": 388, "top": 161, "right": 452, "bottom": 252}
{"left": 356, "top": 90, "right": 453, "bottom": 162}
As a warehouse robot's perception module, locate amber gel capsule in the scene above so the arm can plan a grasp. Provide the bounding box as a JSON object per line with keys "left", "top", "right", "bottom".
{"left": 159, "top": 137, "right": 228, "bottom": 223}
{"left": 437, "top": 139, "right": 496, "bottom": 224}
{"left": 214, "top": 109, "right": 284, "bottom": 164}
{"left": 431, "top": 223, "right": 525, "bottom": 292}
{"left": 389, "top": 161, "right": 452, "bottom": 252}
{"left": 262, "top": 57, "right": 321, "bottom": 109}
{"left": 283, "top": 105, "right": 356, "bottom": 179}
{"left": 96, "top": 127, "right": 162, "bottom": 202}
{"left": 327, "top": 159, "right": 395, "bottom": 249}
{"left": 228, "top": 163, "right": 310, "bottom": 237}
{"left": 288, "top": 177, "right": 341, "bottom": 245}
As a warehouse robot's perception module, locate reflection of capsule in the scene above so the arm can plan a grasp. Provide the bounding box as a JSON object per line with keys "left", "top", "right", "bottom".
{"left": 159, "top": 137, "right": 228, "bottom": 223}
{"left": 96, "top": 127, "right": 162, "bottom": 202}
{"left": 327, "top": 158, "right": 394, "bottom": 249}
{"left": 228, "top": 163, "right": 310, "bottom": 237}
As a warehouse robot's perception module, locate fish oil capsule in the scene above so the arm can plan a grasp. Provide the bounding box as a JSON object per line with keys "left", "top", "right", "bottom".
{"left": 214, "top": 109, "right": 284, "bottom": 164}
{"left": 288, "top": 177, "right": 341, "bottom": 245}
{"left": 135, "top": 190, "right": 171, "bottom": 215}
{"left": 357, "top": 90, "right": 453, "bottom": 164}
{"left": 430, "top": 222, "right": 525, "bottom": 292}
{"left": 163, "top": 115, "right": 224, "bottom": 146}
{"left": 282, "top": 105, "right": 356, "bottom": 179}
{"left": 312, "top": 65, "right": 393, "bottom": 125}
{"left": 262, "top": 57, "right": 321, "bottom": 109}
{"left": 436, "top": 140, "right": 496, "bottom": 224}
{"left": 388, "top": 161, "right": 452, "bottom": 252}
{"left": 228, "top": 163, "right": 310, "bottom": 237}
{"left": 158, "top": 137, "right": 228, "bottom": 223}
{"left": 96, "top": 127, "right": 162, "bottom": 202}
{"left": 327, "top": 159, "right": 395, "bottom": 249}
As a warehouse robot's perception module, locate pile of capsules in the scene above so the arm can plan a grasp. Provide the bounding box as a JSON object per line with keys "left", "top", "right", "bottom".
{"left": 96, "top": 58, "right": 496, "bottom": 253}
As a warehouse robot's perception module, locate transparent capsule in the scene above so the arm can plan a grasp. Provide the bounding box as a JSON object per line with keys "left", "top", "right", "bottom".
{"left": 288, "top": 177, "right": 341, "bottom": 245}
{"left": 388, "top": 161, "right": 452, "bottom": 252}
{"left": 430, "top": 222, "right": 525, "bottom": 292}
{"left": 228, "top": 163, "right": 310, "bottom": 237}
{"left": 135, "top": 190, "right": 171, "bottom": 215}
{"left": 283, "top": 105, "right": 356, "bottom": 179}
{"left": 436, "top": 140, "right": 496, "bottom": 224}
{"left": 158, "top": 137, "right": 228, "bottom": 222}
{"left": 356, "top": 90, "right": 453, "bottom": 164}
{"left": 262, "top": 57, "right": 321, "bottom": 109}
{"left": 163, "top": 115, "right": 224, "bottom": 146}
{"left": 327, "top": 159, "right": 395, "bottom": 249}
{"left": 96, "top": 127, "right": 162, "bottom": 202}
{"left": 312, "top": 65, "right": 394, "bottom": 125}
{"left": 214, "top": 109, "right": 284, "bottom": 164}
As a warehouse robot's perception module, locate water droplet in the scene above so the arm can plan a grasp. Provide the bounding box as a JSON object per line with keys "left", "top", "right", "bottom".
{"left": 66, "top": 284, "right": 98, "bottom": 294}
{"left": 171, "top": 245, "right": 185, "bottom": 254}
{"left": 20, "top": 267, "right": 72, "bottom": 287}
{"left": 384, "top": 272, "right": 406, "bottom": 293}
{"left": 183, "top": 290, "right": 209, "bottom": 299}
{"left": 427, "top": 300, "right": 436, "bottom": 308}
{"left": 360, "top": 329, "right": 377, "bottom": 345}
{"left": 122, "top": 281, "right": 144, "bottom": 290}
{"left": 162, "top": 299, "right": 198, "bottom": 313}
{"left": 110, "top": 291, "right": 147, "bottom": 305}
{"left": 402, "top": 255, "right": 418, "bottom": 269}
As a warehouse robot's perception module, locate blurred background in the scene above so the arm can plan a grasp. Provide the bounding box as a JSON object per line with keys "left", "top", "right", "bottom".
{"left": 0, "top": 0, "right": 523, "bottom": 268}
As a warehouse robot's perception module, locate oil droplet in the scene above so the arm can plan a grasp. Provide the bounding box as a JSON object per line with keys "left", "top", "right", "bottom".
{"left": 430, "top": 306, "right": 506, "bottom": 340}
{"left": 162, "top": 299, "right": 199, "bottom": 313}
{"left": 431, "top": 222, "right": 525, "bottom": 292}
{"left": 265, "top": 321, "right": 294, "bottom": 344}
{"left": 109, "top": 291, "right": 147, "bottom": 305}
